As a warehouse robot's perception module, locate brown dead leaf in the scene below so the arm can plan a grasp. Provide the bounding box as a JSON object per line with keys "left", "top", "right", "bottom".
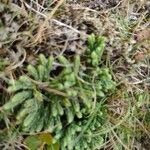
{"left": 134, "top": 28, "right": 150, "bottom": 42}
{"left": 134, "top": 52, "right": 145, "bottom": 61}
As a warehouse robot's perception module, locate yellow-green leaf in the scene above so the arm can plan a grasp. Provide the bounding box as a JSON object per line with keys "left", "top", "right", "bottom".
{"left": 39, "top": 133, "right": 53, "bottom": 145}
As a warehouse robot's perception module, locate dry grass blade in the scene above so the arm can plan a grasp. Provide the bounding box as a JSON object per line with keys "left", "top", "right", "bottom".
{"left": 33, "top": 0, "right": 65, "bottom": 44}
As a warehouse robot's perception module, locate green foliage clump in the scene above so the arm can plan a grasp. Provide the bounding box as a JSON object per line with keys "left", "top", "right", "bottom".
{"left": 87, "top": 33, "right": 106, "bottom": 66}
{"left": 2, "top": 34, "right": 116, "bottom": 150}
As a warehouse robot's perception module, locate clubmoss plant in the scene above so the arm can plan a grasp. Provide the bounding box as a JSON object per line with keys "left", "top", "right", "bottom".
{"left": 2, "top": 34, "right": 116, "bottom": 150}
